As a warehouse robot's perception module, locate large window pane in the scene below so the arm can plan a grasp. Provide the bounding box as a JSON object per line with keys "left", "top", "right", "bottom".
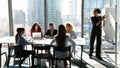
{"left": 0, "top": 0, "right": 9, "bottom": 36}
{"left": 90, "top": 0, "right": 97, "bottom": 8}
{"left": 12, "top": 0, "right": 30, "bottom": 35}
{"left": 12, "top": 0, "right": 81, "bottom": 37}
{"left": 104, "top": 0, "right": 110, "bottom": 7}
{"left": 97, "top": 0, "right": 104, "bottom": 8}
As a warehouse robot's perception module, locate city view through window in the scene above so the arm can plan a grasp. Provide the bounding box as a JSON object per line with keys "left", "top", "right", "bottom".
{"left": 0, "top": 0, "right": 82, "bottom": 36}
{"left": 12, "top": 0, "right": 81, "bottom": 36}
{"left": 0, "top": 0, "right": 120, "bottom": 48}
{"left": 0, "top": 0, "right": 9, "bottom": 36}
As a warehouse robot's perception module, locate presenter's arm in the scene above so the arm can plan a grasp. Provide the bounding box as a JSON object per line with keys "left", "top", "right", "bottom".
{"left": 96, "top": 15, "right": 105, "bottom": 26}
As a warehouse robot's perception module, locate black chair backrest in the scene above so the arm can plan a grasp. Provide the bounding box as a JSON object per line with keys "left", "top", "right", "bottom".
{"left": 54, "top": 46, "right": 71, "bottom": 52}
{"left": 33, "top": 45, "right": 51, "bottom": 56}
{"left": 34, "top": 45, "right": 50, "bottom": 50}
{"left": 14, "top": 45, "right": 23, "bottom": 58}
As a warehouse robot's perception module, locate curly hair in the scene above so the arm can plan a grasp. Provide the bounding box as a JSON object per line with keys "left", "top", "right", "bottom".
{"left": 94, "top": 8, "right": 101, "bottom": 14}
{"left": 66, "top": 23, "right": 73, "bottom": 33}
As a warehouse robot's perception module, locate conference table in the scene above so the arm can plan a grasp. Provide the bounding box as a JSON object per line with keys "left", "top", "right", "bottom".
{"left": 0, "top": 36, "right": 86, "bottom": 68}
{"left": 33, "top": 37, "right": 86, "bottom": 57}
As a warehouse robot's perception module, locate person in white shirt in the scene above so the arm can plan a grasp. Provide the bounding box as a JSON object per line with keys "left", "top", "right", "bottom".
{"left": 66, "top": 23, "right": 77, "bottom": 39}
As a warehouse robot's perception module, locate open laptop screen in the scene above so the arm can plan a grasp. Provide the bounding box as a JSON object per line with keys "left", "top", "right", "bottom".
{"left": 32, "top": 32, "right": 41, "bottom": 39}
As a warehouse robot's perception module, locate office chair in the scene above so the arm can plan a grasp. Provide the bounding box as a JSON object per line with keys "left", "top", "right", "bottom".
{"left": 52, "top": 46, "right": 71, "bottom": 68}
{"left": 7, "top": 45, "right": 23, "bottom": 68}
{"left": 33, "top": 45, "right": 52, "bottom": 68}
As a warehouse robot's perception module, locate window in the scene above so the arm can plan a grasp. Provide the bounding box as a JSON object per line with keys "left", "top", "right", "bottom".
{"left": 0, "top": 0, "right": 9, "bottom": 36}
{"left": 12, "top": 0, "right": 30, "bottom": 35}
{"left": 12, "top": 0, "right": 81, "bottom": 37}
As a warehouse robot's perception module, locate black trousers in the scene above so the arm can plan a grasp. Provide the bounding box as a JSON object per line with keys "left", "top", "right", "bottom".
{"left": 89, "top": 32, "right": 101, "bottom": 57}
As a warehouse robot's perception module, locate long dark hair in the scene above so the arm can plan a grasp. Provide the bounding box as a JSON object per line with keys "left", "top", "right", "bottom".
{"left": 15, "top": 28, "right": 25, "bottom": 44}
{"left": 56, "top": 25, "right": 66, "bottom": 47}
{"left": 30, "top": 23, "right": 41, "bottom": 32}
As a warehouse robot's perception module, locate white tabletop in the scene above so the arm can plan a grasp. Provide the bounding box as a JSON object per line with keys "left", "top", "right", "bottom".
{"left": 33, "top": 37, "right": 86, "bottom": 46}
{"left": 0, "top": 36, "right": 86, "bottom": 46}
{"left": 33, "top": 38, "right": 52, "bottom": 45}
{"left": 73, "top": 37, "right": 86, "bottom": 46}
{"left": 0, "top": 36, "right": 15, "bottom": 44}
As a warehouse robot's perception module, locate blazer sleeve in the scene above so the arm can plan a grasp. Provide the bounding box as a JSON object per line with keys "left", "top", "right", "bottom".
{"left": 45, "top": 30, "right": 50, "bottom": 35}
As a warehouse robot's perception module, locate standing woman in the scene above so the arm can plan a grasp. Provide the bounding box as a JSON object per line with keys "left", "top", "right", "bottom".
{"left": 89, "top": 8, "right": 105, "bottom": 60}
{"left": 30, "top": 23, "right": 42, "bottom": 37}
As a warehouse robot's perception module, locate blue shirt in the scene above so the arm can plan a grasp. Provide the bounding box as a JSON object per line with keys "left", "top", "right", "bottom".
{"left": 17, "top": 36, "right": 31, "bottom": 48}
{"left": 70, "top": 31, "right": 77, "bottom": 38}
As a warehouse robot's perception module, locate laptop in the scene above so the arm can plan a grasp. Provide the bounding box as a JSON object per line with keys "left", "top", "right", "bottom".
{"left": 32, "top": 32, "right": 42, "bottom": 39}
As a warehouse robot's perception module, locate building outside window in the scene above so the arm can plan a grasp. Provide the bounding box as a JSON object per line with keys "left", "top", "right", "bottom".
{"left": 0, "top": 0, "right": 9, "bottom": 36}
{"left": 12, "top": 0, "right": 81, "bottom": 36}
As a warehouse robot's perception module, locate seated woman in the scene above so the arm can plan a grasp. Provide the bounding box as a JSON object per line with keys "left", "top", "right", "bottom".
{"left": 15, "top": 27, "right": 34, "bottom": 67}
{"left": 30, "top": 23, "right": 43, "bottom": 37}
{"left": 50, "top": 24, "right": 75, "bottom": 68}
{"left": 66, "top": 23, "right": 77, "bottom": 39}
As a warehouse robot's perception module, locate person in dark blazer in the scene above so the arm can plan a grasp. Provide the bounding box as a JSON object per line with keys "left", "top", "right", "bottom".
{"left": 89, "top": 8, "right": 105, "bottom": 60}
{"left": 44, "top": 23, "right": 57, "bottom": 38}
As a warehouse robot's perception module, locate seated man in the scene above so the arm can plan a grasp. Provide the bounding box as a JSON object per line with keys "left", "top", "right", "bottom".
{"left": 44, "top": 23, "right": 57, "bottom": 38}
